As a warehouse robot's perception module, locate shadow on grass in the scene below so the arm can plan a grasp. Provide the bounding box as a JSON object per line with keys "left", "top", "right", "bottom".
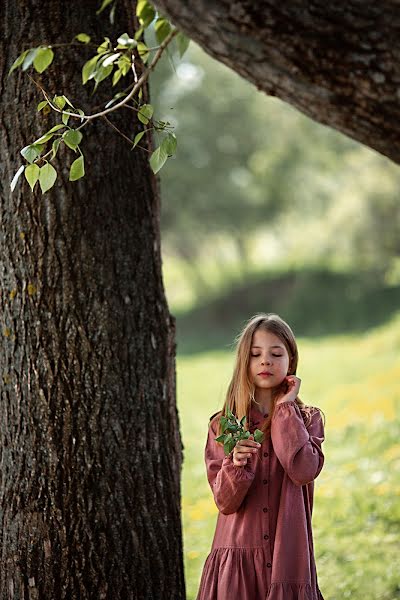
{"left": 174, "top": 267, "right": 400, "bottom": 355}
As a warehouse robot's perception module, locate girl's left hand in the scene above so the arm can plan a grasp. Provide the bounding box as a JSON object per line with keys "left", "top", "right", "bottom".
{"left": 275, "top": 375, "right": 301, "bottom": 405}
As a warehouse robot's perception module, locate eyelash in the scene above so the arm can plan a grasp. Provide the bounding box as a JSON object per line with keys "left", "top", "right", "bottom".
{"left": 251, "top": 354, "right": 282, "bottom": 358}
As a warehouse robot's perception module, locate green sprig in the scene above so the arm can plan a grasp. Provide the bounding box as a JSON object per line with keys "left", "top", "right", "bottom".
{"left": 215, "top": 407, "right": 264, "bottom": 456}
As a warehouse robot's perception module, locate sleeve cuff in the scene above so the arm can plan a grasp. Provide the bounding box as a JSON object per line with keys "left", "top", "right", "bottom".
{"left": 222, "top": 454, "right": 255, "bottom": 478}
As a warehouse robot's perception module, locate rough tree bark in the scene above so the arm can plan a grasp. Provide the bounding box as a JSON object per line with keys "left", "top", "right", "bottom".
{"left": 0, "top": 1, "right": 185, "bottom": 599}
{"left": 153, "top": 0, "right": 400, "bottom": 165}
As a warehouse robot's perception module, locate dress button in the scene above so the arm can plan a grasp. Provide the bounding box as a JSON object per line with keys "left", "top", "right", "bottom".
{"left": 267, "top": 562, "right": 272, "bottom": 568}
{"left": 263, "top": 479, "right": 268, "bottom": 484}
{"left": 264, "top": 534, "right": 269, "bottom": 540}
{"left": 263, "top": 413, "right": 269, "bottom": 418}
{"left": 263, "top": 452, "right": 269, "bottom": 457}
{"left": 263, "top": 507, "right": 268, "bottom": 512}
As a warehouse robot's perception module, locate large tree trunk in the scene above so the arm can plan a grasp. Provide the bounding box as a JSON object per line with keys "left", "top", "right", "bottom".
{"left": 0, "top": 1, "right": 185, "bottom": 599}
{"left": 153, "top": 0, "right": 400, "bottom": 165}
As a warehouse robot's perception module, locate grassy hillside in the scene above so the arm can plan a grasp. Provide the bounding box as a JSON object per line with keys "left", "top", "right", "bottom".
{"left": 177, "top": 311, "right": 400, "bottom": 599}
{"left": 173, "top": 267, "right": 400, "bottom": 355}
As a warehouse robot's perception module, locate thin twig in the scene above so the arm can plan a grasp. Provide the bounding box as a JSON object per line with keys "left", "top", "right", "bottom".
{"left": 101, "top": 115, "right": 151, "bottom": 154}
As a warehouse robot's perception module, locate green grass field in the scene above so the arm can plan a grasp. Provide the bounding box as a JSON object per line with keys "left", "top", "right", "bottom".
{"left": 177, "top": 311, "right": 400, "bottom": 600}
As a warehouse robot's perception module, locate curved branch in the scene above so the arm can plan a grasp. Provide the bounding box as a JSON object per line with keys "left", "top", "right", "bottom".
{"left": 153, "top": 0, "right": 400, "bottom": 164}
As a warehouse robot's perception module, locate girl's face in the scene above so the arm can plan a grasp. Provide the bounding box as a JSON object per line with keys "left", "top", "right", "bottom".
{"left": 248, "top": 328, "right": 290, "bottom": 392}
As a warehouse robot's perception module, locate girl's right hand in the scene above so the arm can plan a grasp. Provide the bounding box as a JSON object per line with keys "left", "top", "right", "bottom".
{"left": 232, "top": 435, "right": 261, "bottom": 467}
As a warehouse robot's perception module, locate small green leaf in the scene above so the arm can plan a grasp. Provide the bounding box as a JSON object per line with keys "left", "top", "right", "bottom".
{"left": 37, "top": 100, "right": 48, "bottom": 112}
{"left": 136, "top": 0, "right": 155, "bottom": 27}
{"left": 47, "top": 124, "right": 65, "bottom": 134}
{"left": 154, "top": 18, "right": 171, "bottom": 45}
{"left": 53, "top": 95, "right": 66, "bottom": 110}
{"left": 176, "top": 32, "right": 190, "bottom": 58}
{"left": 226, "top": 408, "right": 235, "bottom": 420}
{"left": 39, "top": 163, "right": 57, "bottom": 193}
{"left": 22, "top": 48, "right": 39, "bottom": 71}
{"left": 96, "top": 0, "right": 114, "bottom": 15}
{"left": 132, "top": 130, "right": 145, "bottom": 149}
{"left": 10, "top": 165, "right": 25, "bottom": 192}
{"left": 82, "top": 55, "right": 101, "bottom": 84}
{"left": 94, "top": 63, "right": 113, "bottom": 84}
{"left": 51, "top": 138, "right": 61, "bottom": 159}
{"left": 77, "top": 109, "right": 85, "bottom": 122}
{"left": 63, "top": 129, "right": 83, "bottom": 150}
{"left": 117, "top": 54, "right": 131, "bottom": 75}
{"left": 62, "top": 111, "right": 70, "bottom": 126}
{"left": 33, "top": 132, "right": 54, "bottom": 145}
{"left": 253, "top": 429, "right": 265, "bottom": 444}
{"left": 137, "top": 42, "right": 149, "bottom": 63}
{"left": 134, "top": 26, "right": 145, "bottom": 41}
{"left": 62, "top": 95, "right": 74, "bottom": 108}
{"left": 112, "top": 69, "right": 122, "bottom": 86}
{"left": 149, "top": 145, "right": 168, "bottom": 174}
{"left": 105, "top": 92, "right": 126, "bottom": 108}
{"left": 117, "top": 33, "right": 137, "bottom": 48}
{"left": 109, "top": 3, "right": 116, "bottom": 24}
{"left": 161, "top": 133, "right": 177, "bottom": 156}
{"left": 137, "top": 103, "right": 153, "bottom": 125}
{"left": 33, "top": 47, "right": 54, "bottom": 73}
{"left": 97, "top": 38, "right": 111, "bottom": 54}
{"left": 220, "top": 416, "right": 228, "bottom": 432}
{"left": 21, "top": 144, "right": 43, "bottom": 164}
{"left": 8, "top": 50, "right": 29, "bottom": 75}
{"left": 240, "top": 415, "right": 247, "bottom": 427}
{"left": 215, "top": 434, "right": 226, "bottom": 443}
{"left": 69, "top": 155, "right": 85, "bottom": 181}
{"left": 103, "top": 52, "right": 121, "bottom": 67}
{"left": 24, "top": 164, "right": 40, "bottom": 191}
{"left": 75, "top": 33, "right": 91, "bottom": 43}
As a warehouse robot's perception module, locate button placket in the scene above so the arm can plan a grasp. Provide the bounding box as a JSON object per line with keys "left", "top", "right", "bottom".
{"left": 261, "top": 436, "right": 271, "bottom": 570}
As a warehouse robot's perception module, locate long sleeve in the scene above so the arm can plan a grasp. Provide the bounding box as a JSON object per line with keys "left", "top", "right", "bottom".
{"left": 204, "top": 417, "right": 255, "bottom": 515}
{"left": 271, "top": 400, "right": 325, "bottom": 487}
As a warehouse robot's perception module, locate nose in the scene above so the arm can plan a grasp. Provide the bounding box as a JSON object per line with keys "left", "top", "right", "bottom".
{"left": 261, "top": 356, "right": 271, "bottom": 365}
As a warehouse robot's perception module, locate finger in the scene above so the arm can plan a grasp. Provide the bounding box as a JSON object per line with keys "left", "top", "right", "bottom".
{"left": 236, "top": 447, "right": 258, "bottom": 457}
{"left": 237, "top": 440, "right": 261, "bottom": 448}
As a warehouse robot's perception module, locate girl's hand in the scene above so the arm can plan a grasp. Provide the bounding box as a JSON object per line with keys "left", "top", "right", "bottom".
{"left": 275, "top": 375, "right": 301, "bottom": 405}
{"left": 232, "top": 434, "right": 261, "bottom": 467}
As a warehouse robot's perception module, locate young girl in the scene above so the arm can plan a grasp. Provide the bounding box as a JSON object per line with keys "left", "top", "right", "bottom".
{"left": 196, "top": 313, "right": 326, "bottom": 600}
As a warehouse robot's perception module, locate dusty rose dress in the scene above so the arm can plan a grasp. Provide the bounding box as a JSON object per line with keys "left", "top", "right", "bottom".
{"left": 196, "top": 399, "right": 325, "bottom": 600}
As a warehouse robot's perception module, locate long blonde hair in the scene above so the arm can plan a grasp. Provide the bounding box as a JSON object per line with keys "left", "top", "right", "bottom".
{"left": 213, "top": 313, "right": 325, "bottom": 439}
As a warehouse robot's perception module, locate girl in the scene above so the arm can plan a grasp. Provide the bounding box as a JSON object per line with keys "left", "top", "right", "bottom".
{"left": 196, "top": 313, "right": 326, "bottom": 600}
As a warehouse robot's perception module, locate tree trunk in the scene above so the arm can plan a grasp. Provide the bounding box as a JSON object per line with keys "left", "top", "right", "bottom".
{"left": 153, "top": 0, "right": 400, "bottom": 165}
{"left": 0, "top": 1, "right": 185, "bottom": 599}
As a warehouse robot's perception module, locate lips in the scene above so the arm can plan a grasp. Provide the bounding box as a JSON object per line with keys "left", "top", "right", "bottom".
{"left": 258, "top": 371, "right": 273, "bottom": 376}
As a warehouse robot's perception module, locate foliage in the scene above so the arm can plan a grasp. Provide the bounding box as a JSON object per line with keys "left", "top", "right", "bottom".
{"left": 8, "top": 1, "right": 190, "bottom": 194}
{"left": 215, "top": 408, "right": 264, "bottom": 454}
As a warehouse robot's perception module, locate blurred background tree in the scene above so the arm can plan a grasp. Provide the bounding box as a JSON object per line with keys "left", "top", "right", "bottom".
{"left": 150, "top": 41, "right": 400, "bottom": 346}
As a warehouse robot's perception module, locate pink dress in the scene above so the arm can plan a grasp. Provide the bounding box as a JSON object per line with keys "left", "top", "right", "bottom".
{"left": 196, "top": 399, "right": 325, "bottom": 600}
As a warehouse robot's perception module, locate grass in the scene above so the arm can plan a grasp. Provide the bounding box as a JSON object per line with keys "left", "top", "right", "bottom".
{"left": 177, "top": 311, "right": 400, "bottom": 600}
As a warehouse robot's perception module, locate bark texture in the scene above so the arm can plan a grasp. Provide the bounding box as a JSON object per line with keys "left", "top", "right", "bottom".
{"left": 153, "top": 0, "right": 400, "bottom": 164}
{"left": 0, "top": 1, "right": 185, "bottom": 599}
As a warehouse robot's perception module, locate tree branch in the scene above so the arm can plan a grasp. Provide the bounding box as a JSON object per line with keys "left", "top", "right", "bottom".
{"left": 152, "top": 0, "right": 400, "bottom": 164}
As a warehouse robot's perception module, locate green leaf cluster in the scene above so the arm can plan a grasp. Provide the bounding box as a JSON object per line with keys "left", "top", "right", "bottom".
{"left": 11, "top": 94, "right": 86, "bottom": 194}
{"left": 10, "top": 0, "right": 192, "bottom": 193}
{"left": 9, "top": 46, "right": 54, "bottom": 75}
{"left": 215, "top": 407, "right": 264, "bottom": 456}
